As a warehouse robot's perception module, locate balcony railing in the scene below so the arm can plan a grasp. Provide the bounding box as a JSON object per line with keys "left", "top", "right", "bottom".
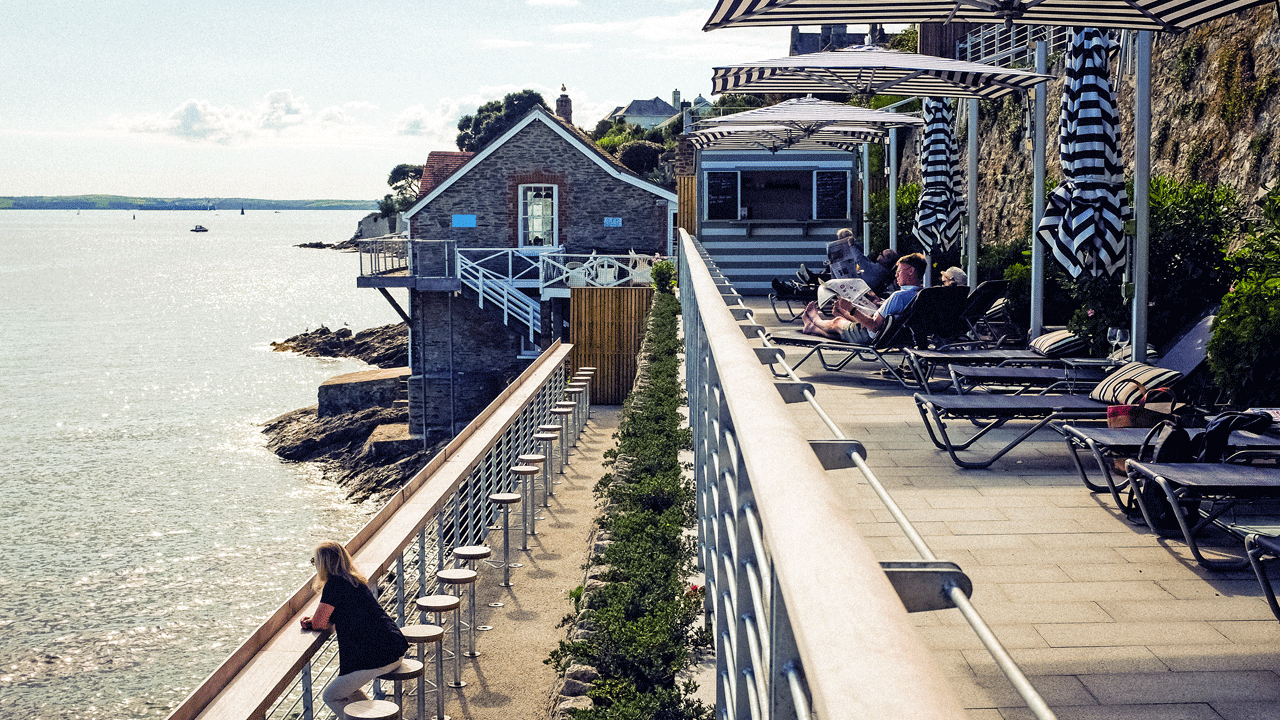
{"left": 165, "top": 343, "right": 576, "bottom": 720}
{"left": 679, "top": 228, "right": 1055, "bottom": 720}
{"left": 358, "top": 235, "right": 410, "bottom": 276}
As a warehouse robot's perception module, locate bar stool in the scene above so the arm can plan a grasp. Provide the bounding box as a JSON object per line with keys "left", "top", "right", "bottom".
{"left": 401, "top": 623, "right": 444, "bottom": 720}
{"left": 532, "top": 433, "right": 558, "bottom": 502}
{"left": 437, "top": 568, "right": 478, "bottom": 689}
{"left": 488, "top": 491, "right": 522, "bottom": 587}
{"left": 564, "top": 386, "right": 586, "bottom": 440}
{"left": 510, "top": 464, "right": 539, "bottom": 550}
{"left": 376, "top": 659, "right": 423, "bottom": 711}
{"left": 550, "top": 406, "right": 574, "bottom": 466}
{"left": 536, "top": 425, "right": 562, "bottom": 482}
{"left": 574, "top": 368, "right": 596, "bottom": 418}
{"left": 453, "top": 545, "right": 492, "bottom": 647}
{"left": 516, "top": 453, "right": 545, "bottom": 535}
{"left": 344, "top": 699, "right": 400, "bottom": 720}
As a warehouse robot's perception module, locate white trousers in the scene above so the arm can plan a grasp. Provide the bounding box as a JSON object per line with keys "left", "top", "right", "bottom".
{"left": 322, "top": 659, "right": 401, "bottom": 719}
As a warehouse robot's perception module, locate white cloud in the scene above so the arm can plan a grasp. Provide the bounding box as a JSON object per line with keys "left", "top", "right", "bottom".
{"left": 528, "top": 0, "right": 578, "bottom": 5}
{"left": 478, "top": 38, "right": 536, "bottom": 50}
{"left": 258, "top": 89, "right": 307, "bottom": 131}
{"left": 125, "top": 99, "right": 254, "bottom": 144}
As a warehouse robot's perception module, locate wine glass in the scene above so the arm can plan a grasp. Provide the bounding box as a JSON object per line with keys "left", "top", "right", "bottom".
{"left": 1106, "top": 327, "right": 1121, "bottom": 353}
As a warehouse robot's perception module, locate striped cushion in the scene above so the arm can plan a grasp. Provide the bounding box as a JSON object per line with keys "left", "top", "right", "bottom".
{"left": 1028, "top": 329, "right": 1087, "bottom": 358}
{"left": 1088, "top": 362, "right": 1183, "bottom": 405}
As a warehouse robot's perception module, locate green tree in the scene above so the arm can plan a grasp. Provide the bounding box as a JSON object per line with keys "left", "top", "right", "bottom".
{"left": 617, "top": 141, "right": 664, "bottom": 175}
{"left": 455, "top": 89, "right": 548, "bottom": 152}
{"left": 377, "top": 163, "right": 423, "bottom": 218}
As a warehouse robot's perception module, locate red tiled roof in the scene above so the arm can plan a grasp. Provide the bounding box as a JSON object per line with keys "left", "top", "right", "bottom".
{"left": 418, "top": 151, "right": 475, "bottom": 197}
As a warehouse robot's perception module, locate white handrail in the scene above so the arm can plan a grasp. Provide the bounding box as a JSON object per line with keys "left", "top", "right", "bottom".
{"left": 456, "top": 252, "right": 541, "bottom": 342}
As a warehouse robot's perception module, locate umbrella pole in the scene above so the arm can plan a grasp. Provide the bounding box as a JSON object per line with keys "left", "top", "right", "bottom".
{"left": 1030, "top": 40, "right": 1048, "bottom": 338}
{"left": 863, "top": 143, "right": 872, "bottom": 253}
{"left": 1132, "top": 31, "right": 1152, "bottom": 363}
{"left": 968, "top": 97, "right": 979, "bottom": 285}
{"left": 889, "top": 127, "right": 899, "bottom": 252}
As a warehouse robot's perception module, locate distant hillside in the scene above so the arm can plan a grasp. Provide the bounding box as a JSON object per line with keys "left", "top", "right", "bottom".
{"left": 0, "top": 195, "right": 376, "bottom": 211}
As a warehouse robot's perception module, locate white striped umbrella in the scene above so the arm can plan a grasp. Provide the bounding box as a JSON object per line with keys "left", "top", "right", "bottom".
{"left": 1035, "top": 28, "right": 1130, "bottom": 278}
{"left": 704, "top": 0, "right": 1273, "bottom": 32}
{"left": 711, "top": 45, "right": 1051, "bottom": 99}
{"left": 912, "top": 97, "right": 963, "bottom": 254}
{"left": 687, "top": 123, "right": 888, "bottom": 152}
{"left": 697, "top": 95, "right": 923, "bottom": 132}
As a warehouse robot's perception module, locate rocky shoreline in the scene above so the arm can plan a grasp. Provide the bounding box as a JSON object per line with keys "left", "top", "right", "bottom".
{"left": 264, "top": 322, "right": 434, "bottom": 503}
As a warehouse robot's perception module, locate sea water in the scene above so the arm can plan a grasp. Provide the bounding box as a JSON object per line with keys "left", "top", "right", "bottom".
{"left": 0, "top": 209, "right": 403, "bottom": 718}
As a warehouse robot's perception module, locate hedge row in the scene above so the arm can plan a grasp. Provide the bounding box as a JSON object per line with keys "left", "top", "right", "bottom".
{"left": 549, "top": 288, "right": 711, "bottom": 720}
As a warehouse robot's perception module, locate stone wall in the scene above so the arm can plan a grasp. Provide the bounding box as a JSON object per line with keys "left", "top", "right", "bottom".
{"left": 318, "top": 366, "right": 410, "bottom": 417}
{"left": 408, "top": 287, "right": 531, "bottom": 438}
{"left": 409, "top": 119, "right": 668, "bottom": 256}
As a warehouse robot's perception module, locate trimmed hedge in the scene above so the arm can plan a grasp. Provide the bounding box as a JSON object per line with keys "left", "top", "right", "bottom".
{"left": 549, "top": 289, "right": 711, "bottom": 720}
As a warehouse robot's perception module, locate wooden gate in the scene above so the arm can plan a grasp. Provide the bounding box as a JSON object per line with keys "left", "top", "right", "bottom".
{"left": 568, "top": 286, "right": 654, "bottom": 404}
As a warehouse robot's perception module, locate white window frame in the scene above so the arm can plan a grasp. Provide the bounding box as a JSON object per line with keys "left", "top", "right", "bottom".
{"left": 519, "top": 184, "right": 558, "bottom": 248}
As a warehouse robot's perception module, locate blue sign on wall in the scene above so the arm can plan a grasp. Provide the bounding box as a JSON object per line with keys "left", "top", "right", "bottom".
{"left": 452, "top": 214, "right": 477, "bottom": 228}
{"left": 603, "top": 217, "right": 622, "bottom": 227}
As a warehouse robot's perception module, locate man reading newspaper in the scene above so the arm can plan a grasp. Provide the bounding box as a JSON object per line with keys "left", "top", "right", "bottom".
{"left": 826, "top": 228, "right": 898, "bottom": 297}
{"left": 803, "top": 253, "right": 926, "bottom": 345}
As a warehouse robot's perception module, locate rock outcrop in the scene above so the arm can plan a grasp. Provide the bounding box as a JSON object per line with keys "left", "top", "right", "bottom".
{"left": 271, "top": 323, "right": 408, "bottom": 368}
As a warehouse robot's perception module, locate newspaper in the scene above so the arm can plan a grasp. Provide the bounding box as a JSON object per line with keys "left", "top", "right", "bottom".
{"left": 817, "top": 277, "right": 880, "bottom": 317}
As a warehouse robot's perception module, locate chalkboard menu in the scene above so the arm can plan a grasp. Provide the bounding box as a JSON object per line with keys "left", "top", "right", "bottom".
{"left": 815, "top": 171, "right": 849, "bottom": 220}
{"left": 706, "top": 172, "right": 739, "bottom": 220}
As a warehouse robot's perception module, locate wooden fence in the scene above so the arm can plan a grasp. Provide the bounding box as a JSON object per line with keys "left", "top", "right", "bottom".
{"left": 568, "top": 286, "right": 654, "bottom": 404}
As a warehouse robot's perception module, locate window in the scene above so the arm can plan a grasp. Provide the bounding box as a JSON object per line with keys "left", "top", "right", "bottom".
{"left": 519, "top": 184, "right": 557, "bottom": 247}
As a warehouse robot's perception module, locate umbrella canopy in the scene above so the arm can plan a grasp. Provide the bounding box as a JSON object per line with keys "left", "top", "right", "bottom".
{"left": 711, "top": 45, "right": 1051, "bottom": 99}
{"left": 687, "top": 123, "right": 887, "bottom": 152}
{"left": 1036, "top": 28, "right": 1130, "bottom": 278}
{"left": 912, "top": 97, "right": 963, "bottom": 254}
{"left": 704, "top": 0, "right": 1273, "bottom": 32}
{"left": 698, "top": 95, "right": 923, "bottom": 132}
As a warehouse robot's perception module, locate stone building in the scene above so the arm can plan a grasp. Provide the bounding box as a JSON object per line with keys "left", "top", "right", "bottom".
{"left": 368, "top": 102, "right": 676, "bottom": 439}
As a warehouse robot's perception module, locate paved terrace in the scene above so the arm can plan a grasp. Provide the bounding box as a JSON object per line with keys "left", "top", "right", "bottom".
{"left": 738, "top": 296, "right": 1280, "bottom": 720}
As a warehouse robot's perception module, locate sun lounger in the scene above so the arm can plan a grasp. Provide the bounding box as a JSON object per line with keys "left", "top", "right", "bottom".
{"left": 1245, "top": 531, "right": 1280, "bottom": 621}
{"left": 948, "top": 315, "right": 1215, "bottom": 395}
{"left": 769, "top": 285, "right": 967, "bottom": 389}
{"left": 1126, "top": 460, "right": 1280, "bottom": 569}
{"left": 958, "top": 280, "right": 1010, "bottom": 339}
{"left": 905, "top": 328, "right": 1090, "bottom": 392}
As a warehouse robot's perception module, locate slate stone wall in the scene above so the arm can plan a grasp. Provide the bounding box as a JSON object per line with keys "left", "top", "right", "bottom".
{"left": 410, "top": 119, "right": 668, "bottom": 256}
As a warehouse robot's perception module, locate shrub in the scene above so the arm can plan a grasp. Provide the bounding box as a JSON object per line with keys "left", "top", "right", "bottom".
{"left": 651, "top": 260, "right": 676, "bottom": 293}
{"left": 617, "top": 141, "right": 664, "bottom": 175}
{"left": 1208, "top": 184, "right": 1280, "bottom": 406}
{"left": 864, "top": 182, "right": 921, "bottom": 256}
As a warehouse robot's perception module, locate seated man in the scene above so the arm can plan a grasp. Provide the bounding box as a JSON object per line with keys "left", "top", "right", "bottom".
{"left": 802, "top": 253, "right": 926, "bottom": 345}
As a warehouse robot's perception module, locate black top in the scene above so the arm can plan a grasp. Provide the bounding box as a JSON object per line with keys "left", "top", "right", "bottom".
{"left": 320, "top": 577, "right": 409, "bottom": 675}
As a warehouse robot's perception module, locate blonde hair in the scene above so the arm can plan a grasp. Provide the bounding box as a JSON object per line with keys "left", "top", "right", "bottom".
{"left": 836, "top": 228, "right": 854, "bottom": 241}
{"left": 312, "top": 540, "right": 368, "bottom": 591}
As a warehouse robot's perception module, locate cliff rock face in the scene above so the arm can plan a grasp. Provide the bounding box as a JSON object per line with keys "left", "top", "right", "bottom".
{"left": 900, "top": 7, "right": 1280, "bottom": 245}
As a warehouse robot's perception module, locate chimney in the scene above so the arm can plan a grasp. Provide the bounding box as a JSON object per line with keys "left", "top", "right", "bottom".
{"left": 672, "top": 89, "right": 681, "bottom": 111}
{"left": 556, "top": 85, "right": 572, "bottom": 125}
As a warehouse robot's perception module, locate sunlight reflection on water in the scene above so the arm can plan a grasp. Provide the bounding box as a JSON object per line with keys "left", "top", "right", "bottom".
{"left": 0, "top": 210, "right": 401, "bottom": 718}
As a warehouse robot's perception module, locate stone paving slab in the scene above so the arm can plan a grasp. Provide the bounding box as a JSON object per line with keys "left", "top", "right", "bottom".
{"left": 739, "top": 296, "right": 1280, "bottom": 720}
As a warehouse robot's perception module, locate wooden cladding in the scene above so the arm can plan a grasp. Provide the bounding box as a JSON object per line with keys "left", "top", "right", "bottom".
{"left": 568, "top": 287, "right": 654, "bottom": 404}
{"left": 677, "top": 175, "right": 697, "bottom": 236}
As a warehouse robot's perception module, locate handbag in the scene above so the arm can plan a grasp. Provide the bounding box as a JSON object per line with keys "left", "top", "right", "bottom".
{"left": 1107, "top": 383, "right": 1178, "bottom": 429}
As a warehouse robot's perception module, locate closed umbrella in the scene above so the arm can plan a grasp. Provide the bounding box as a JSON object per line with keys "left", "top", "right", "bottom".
{"left": 1035, "top": 27, "right": 1129, "bottom": 278}
{"left": 912, "top": 97, "right": 963, "bottom": 254}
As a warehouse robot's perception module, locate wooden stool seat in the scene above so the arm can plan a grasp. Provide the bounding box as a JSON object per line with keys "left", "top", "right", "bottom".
{"left": 490, "top": 492, "right": 521, "bottom": 505}
{"left": 518, "top": 453, "right": 545, "bottom": 465}
{"left": 378, "top": 658, "right": 424, "bottom": 682}
{"left": 454, "top": 545, "right": 491, "bottom": 562}
{"left": 401, "top": 624, "right": 444, "bottom": 644}
{"left": 533, "top": 432, "right": 558, "bottom": 442}
{"left": 511, "top": 465, "right": 539, "bottom": 476}
{"left": 416, "top": 594, "right": 460, "bottom": 614}
{"left": 438, "top": 568, "right": 478, "bottom": 585}
{"left": 344, "top": 698, "right": 400, "bottom": 720}
{"left": 538, "top": 424, "right": 562, "bottom": 433}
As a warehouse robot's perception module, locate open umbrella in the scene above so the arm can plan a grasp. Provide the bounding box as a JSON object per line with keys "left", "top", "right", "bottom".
{"left": 687, "top": 123, "right": 887, "bottom": 152}
{"left": 711, "top": 45, "right": 1050, "bottom": 98}
{"left": 1035, "top": 28, "right": 1129, "bottom": 278}
{"left": 912, "top": 97, "right": 963, "bottom": 255}
{"left": 704, "top": 0, "right": 1273, "bottom": 32}
{"left": 697, "top": 95, "right": 923, "bottom": 132}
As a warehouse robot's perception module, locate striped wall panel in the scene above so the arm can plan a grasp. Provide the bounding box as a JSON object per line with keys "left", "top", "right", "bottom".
{"left": 698, "top": 226, "right": 836, "bottom": 295}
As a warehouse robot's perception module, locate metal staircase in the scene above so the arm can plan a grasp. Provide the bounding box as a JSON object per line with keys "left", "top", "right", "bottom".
{"left": 455, "top": 252, "right": 541, "bottom": 342}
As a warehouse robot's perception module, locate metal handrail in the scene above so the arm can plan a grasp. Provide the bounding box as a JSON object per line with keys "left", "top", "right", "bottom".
{"left": 455, "top": 252, "right": 542, "bottom": 342}
{"left": 166, "top": 343, "right": 574, "bottom": 720}
{"left": 680, "top": 230, "right": 967, "bottom": 720}
{"left": 688, "top": 230, "right": 1056, "bottom": 720}
{"left": 359, "top": 236, "right": 410, "bottom": 276}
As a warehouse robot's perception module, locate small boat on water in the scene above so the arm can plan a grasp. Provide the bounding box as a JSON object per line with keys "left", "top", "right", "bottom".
{"left": 191, "top": 225, "right": 209, "bottom": 233}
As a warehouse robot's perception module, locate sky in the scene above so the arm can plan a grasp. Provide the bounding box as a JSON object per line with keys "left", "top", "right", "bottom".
{"left": 0, "top": 0, "right": 803, "bottom": 202}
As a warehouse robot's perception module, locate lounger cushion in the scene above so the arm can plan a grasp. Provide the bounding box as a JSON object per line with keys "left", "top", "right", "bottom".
{"left": 1028, "top": 329, "right": 1087, "bottom": 358}
{"left": 1088, "top": 362, "right": 1183, "bottom": 405}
